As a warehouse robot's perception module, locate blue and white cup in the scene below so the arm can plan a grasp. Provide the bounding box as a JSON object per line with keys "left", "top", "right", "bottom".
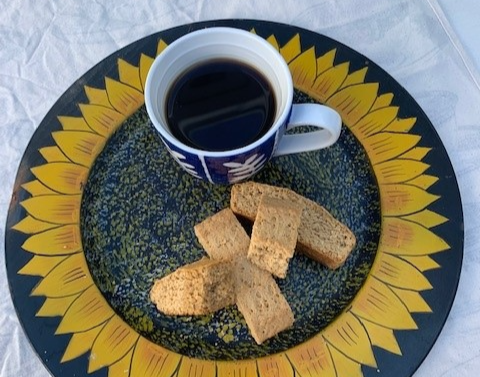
{"left": 145, "top": 27, "right": 342, "bottom": 185}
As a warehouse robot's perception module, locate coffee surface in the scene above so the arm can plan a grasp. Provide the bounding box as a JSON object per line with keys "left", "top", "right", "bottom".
{"left": 166, "top": 59, "right": 276, "bottom": 151}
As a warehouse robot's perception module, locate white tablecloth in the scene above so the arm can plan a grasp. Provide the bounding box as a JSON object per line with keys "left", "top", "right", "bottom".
{"left": 1, "top": 0, "right": 479, "bottom": 376}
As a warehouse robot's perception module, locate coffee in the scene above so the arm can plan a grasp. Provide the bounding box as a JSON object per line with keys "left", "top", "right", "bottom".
{"left": 165, "top": 59, "right": 276, "bottom": 151}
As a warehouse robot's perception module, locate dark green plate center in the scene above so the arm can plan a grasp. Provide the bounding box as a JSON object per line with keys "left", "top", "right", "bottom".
{"left": 81, "top": 92, "right": 381, "bottom": 360}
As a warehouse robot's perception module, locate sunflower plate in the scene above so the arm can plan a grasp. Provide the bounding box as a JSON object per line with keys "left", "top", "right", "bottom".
{"left": 5, "top": 20, "right": 463, "bottom": 377}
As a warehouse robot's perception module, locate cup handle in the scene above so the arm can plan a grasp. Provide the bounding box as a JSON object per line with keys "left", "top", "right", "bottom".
{"left": 274, "top": 104, "right": 342, "bottom": 157}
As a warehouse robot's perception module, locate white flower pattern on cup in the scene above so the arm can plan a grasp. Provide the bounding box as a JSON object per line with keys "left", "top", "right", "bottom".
{"left": 165, "top": 146, "right": 201, "bottom": 178}
{"left": 223, "top": 153, "right": 266, "bottom": 183}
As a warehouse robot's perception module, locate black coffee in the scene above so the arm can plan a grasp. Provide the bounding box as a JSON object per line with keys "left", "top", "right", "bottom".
{"left": 165, "top": 59, "right": 276, "bottom": 151}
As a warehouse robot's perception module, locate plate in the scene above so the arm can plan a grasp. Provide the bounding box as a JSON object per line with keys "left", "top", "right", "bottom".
{"left": 5, "top": 20, "right": 463, "bottom": 377}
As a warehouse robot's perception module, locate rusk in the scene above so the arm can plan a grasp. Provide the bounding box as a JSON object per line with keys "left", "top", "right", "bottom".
{"left": 231, "top": 181, "right": 356, "bottom": 269}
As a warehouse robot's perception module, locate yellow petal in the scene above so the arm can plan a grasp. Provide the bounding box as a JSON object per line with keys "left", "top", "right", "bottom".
{"left": 12, "top": 216, "right": 59, "bottom": 234}
{"left": 88, "top": 316, "right": 139, "bottom": 373}
{"left": 361, "top": 319, "right": 402, "bottom": 355}
{"left": 31, "top": 162, "right": 88, "bottom": 195}
{"left": 328, "top": 344, "right": 363, "bottom": 377}
{"left": 391, "top": 287, "right": 432, "bottom": 313}
{"left": 381, "top": 184, "right": 439, "bottom": 216}
{"left": 108, "top": 348, "right": 134, "bottom": 377}
{"left": 351, "top": 107, "right": 399, "bottom": 138}
{"left": 327, "top": 83, "right": 379, "bottom": 126}
{"left": 400, "top": 255, "right": 441, "bottom": 272}
{"left": 79, "top": 104, "right": 125, "bottom": 137}
{"left": 118, "top": 58, "right": 143, "bottom": 91}
{"left": 371, "top": 93, "right": 394, "bottom": 111}
{"left": 36, "top": 294, "right": 80, "bottom": 317}
{"left": 21, "top": 180, "right": 56, "bottom": 196}
{"left": 381, "top": 217, "right": 450, "bottom": 255}
{"left": 340, "top": 67, "right": 368, "bottom": 89}
{"left": 289, "top": 47, "right": 317, "bottom": 90}
{"left": 56, "top": 285, "right": 114, "bottom": 334}
{"left": 18, "top": 255, "right": 68, "bottom": 277}
{"left": 407, "top": 174, "right": 439, "bottom": 190}
{"left": 281, "top": 34, "right": 301, "bottom": 63}
{"left": 177, "top": 357, "right": 216, "bottom": 377}
{"left": 384, "top": 117, "right": 417, "bottom": 133}
{"left": 140, "top": 53, "right": 154, "bottom": 91}
{"left": 31, "top": 253, "right": 91, "bottom": 297}
{"left": 39, "top": 146, "right": 70, "bottom": 163}
{"left": 374, "top": 160, "right": 430, "bottom": 184}
{"left": 351, "top": 277, "right": 417, "bottom": 330}
{"left": 311, "top": 63, "right": 349, "bottom": 102}
{"left": 157, "top": 39, "right": 168, "bottom": 56}
{"left": 266, "top": 35, "right": 280, "bottom": 51}
{"left": 316, "top": 49, "right": 336, "bottom": 74}
{"left": 20, "top": 194, "right": 81, "bottom": 224}
{"left": 61, "top": 325, "right": 105, "bottom": 362}
{"left": 105, "top": 78, "right": 144, "bottom": 116}
{"left": 257, "top": 354, "right": 294, "bottom": 377}
{"left": 372, "top": 253, "right": 432, "bottom": 291}
{"left": 85, "top": 86, "right": 112, "bottom": 108}
{"left": 22, "top": 225, "right": 82, "bottom": 256}
{"left": 402, "top": 209, "right": 448, "bottom": 228}
{"left": 323, "top": 312, "right": 377, "bottom": 367}
{"left": 286, "top": 336, "right": 335, "bottom": 377}
{"left": 53, "top": 131, "right": 106, "bottom": 167}
{"left": 216, "top": 359, "right": 258, "bottom": 377}
{"left": 58, "top": 116, "right": 94, "bottom": 132}
{"left": 400, "top": 146, "right": 431, "bottom": 161}
{"left": 364, "top": 133, "right": 421, "bottom": 164}
{"left": 130, "top": 337, "right": 180, "bottom": 377}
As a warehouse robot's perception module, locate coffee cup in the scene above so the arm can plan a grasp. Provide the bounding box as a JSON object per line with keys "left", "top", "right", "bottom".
{"left": 145, "top": 27, "right": 342, "bottom": 184}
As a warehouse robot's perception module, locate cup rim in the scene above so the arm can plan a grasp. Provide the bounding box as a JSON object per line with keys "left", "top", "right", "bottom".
{"left": 145, "top": 27, "right": 293, "bottom": 158}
